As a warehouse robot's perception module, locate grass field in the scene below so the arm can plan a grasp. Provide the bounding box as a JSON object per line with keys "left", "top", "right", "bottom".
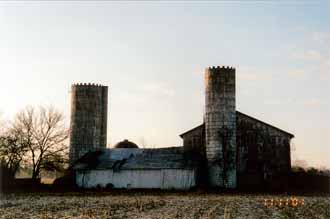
{"left": 0, "top": 192, "right": 329, "bottom": 219}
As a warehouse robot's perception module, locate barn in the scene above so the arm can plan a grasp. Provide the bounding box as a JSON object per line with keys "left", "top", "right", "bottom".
{"left": 69, "top": 66, "right": 294, "bottom": 190}
{"left": 180, "top": 111, "right": 294, "bottom": 190}
{"left": 73, "top": 147, "right": 198, "bottom": 190}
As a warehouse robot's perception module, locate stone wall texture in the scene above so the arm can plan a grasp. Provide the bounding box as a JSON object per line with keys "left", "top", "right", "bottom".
{"left": 69, "top": 83, "right": 108, "bottom": 165}
{"left": 205, "top": 66, "right": 237, "bottom": 188}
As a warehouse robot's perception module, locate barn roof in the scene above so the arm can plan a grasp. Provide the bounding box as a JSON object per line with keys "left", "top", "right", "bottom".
{"left": 72, "top": 147, "right": 199, "bottom": 171}
{"left": 236, "top": 111, "right": 294, "bottom": 138}
{"left": 180, "top": 111, "right": 294, "bottom": 138}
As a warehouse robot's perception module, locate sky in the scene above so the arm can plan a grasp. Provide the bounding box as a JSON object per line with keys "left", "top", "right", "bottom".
{"left": 0, "top": 1, "right": 329, "bottom": 168}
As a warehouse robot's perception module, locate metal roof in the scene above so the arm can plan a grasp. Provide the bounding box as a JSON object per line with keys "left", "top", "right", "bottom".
{"left": 73, "top": 147, "right": 199, "bottom": 171}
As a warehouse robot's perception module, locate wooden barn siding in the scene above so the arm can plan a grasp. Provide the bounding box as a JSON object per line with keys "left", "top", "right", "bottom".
{"left": 237, "top": 114, "right": 292, "bottom": 175}
{"left": 76, "top": 169, "right": 196, "bottom": 190}
{"left": 182, "top": 127, "right": 205, "bottom": 157}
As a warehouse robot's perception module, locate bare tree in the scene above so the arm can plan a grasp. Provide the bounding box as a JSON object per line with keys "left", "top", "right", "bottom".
{"left": 0, "top": 111, "right": 6, "bottom": 134}
{"left": 139, "top": 137, "right": 147, "bottom": 148}
{"left": 11, "top": 106, "right": 69, "bottom": 179}
{"left": 0, "top": 112, "right": 28, "bottom": 185}
{"left": 0, "top": 131, "right": 28, "bottom": 180}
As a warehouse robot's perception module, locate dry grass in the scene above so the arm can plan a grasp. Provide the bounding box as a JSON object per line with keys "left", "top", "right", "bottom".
{"left": 0, "top": 192, "right": 329, "bottom": 219}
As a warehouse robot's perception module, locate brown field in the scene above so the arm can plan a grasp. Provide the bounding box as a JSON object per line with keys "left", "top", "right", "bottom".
{"left": 0, "top": 192, "right": 329, "bottom": 219}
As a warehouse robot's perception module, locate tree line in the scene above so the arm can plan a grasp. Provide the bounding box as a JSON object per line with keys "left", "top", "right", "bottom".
{"left": 0, "top": 106, "right": 69, "bottom": 182}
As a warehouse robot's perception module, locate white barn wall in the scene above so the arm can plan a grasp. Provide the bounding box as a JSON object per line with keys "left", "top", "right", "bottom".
{"left": 162, "top": 169, "right": 196, "bottom": 189}
{"left": 76, "top": 169, "right": 196, "bottom": 190}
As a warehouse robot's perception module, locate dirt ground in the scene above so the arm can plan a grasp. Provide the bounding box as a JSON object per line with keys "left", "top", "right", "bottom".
{"left": 0, "top": 192, "right": 329, "bottom": 219}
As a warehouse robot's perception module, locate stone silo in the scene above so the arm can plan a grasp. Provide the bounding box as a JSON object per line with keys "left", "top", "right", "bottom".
{"left": 205, "top": 66, "right": 237, "bottom": 188}
{"left": 69, "top": 83, "right": 108, "bottom": 165}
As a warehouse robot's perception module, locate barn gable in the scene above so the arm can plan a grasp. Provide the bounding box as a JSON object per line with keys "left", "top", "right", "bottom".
{"left": 180, "top": 111, "right": 294, "bottom": 140}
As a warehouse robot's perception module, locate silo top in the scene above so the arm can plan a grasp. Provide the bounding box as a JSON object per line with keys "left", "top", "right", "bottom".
{"left": 72, "top": 83, "right": 107, "bottom": 88}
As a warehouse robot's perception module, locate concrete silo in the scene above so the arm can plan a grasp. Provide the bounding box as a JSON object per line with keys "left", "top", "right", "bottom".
{"left": 69, "top": 83, "right": 108, "bottom": 165}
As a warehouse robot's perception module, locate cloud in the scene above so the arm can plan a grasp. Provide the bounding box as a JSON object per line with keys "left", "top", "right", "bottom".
{"left": 291, "top": 50, "right": 322, "bottom": 61}
{"left": 287, "top": 69, "right": 305, "bottom": 77}
{"left": 324, "top": 59, "right": 330, "bottom": 66}
{"left": 302, "top": 99, "right": 322, "bottom": 107}
{"left": 289, "top": 32, "right": 330, "bottom": 79}
{"left": 114, "top": 81, "right": 175, "bottom": 110}
{"left": 290, "top": 31, "right": 330, "bottom": 61}
{"left": 311, "top": 32, "right": 330, "bottom": 44}
{"left": 320, "top": 58, "right": 330, "bottom": 74}
{"left": 237, "top": 66, "right": 273, "bottom": 82}
{"left": 265, "top": 98, "right": 296, "bottom": 106}
{"left": 265, "top": 99, "right": 323, "bottom": 107}
{"left": 140, "top": 82, "right": 175, "bottom": 97}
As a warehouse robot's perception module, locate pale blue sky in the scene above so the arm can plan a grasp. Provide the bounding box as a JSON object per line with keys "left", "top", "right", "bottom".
{"left": 0, "top": 1, "right": 329, "bottom": 168}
